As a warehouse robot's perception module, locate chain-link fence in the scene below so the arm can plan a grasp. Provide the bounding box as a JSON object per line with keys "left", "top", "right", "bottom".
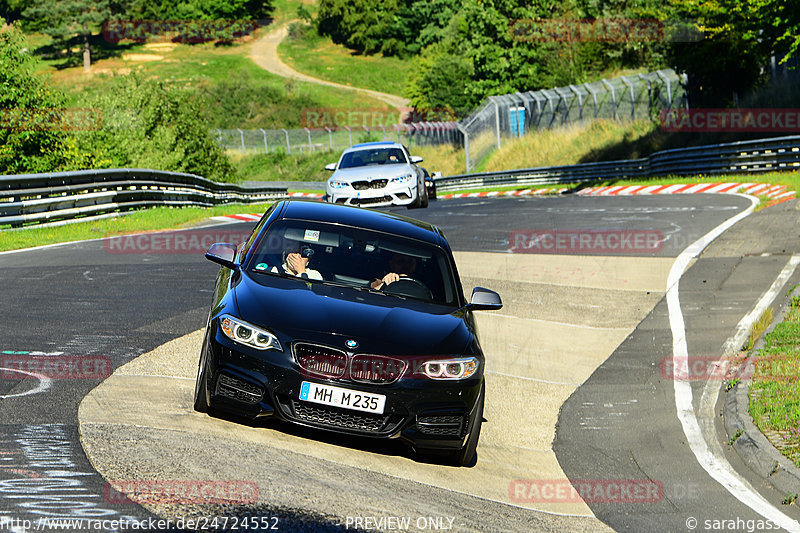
{"left": 214, "top": 122, "right": 462, "bottom": 155}
{"left": 215, "top": 68, "right": 686, "bottom": 173}
{"left": 459, "top": 69, "right": 686, "bottom": 171}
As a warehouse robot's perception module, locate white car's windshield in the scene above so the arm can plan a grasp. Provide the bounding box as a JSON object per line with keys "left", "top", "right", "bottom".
{"left": 338, "top": 148, "right": 407, "bottom": 169}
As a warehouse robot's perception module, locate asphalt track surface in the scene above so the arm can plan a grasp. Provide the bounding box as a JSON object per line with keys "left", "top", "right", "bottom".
{"left": 2, "top": 194, "right": 799, "bottom": 532}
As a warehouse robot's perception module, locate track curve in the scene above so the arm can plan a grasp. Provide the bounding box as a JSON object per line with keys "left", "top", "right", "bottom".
{"left": 3, "top": 195, "right": 794, "bottom": 532}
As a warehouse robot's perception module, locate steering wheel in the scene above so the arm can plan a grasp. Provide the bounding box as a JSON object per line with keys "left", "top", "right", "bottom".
{"left": 382, "top": 277, "right": 433, "bottom": 300}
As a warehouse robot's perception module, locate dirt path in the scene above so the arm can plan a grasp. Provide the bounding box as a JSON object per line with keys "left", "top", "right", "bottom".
{"left": 249, "top": 21, "right": 410, "bottom": 112}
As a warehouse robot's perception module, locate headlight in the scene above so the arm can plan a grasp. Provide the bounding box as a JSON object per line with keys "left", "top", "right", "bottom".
{"left": 391, "top": 174, "right": 413, "bottom": 184}
{"left": 220, "top": 315, "right": 281, "bottom": 351}
{"left": 417, "top": 357, "right": 479, "bottom": 380}
{"left": 329, "top": 180, "right": 348, "bottom": 189}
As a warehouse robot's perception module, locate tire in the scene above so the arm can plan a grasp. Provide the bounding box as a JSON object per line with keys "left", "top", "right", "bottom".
{"left": 193, "top": 350, "right": 210, "bottom": 413}
{"left": 420, "top": 185, "right": 429, "bottom": 208}
{"left": 452, "top": 383, "right": 484, "bottom": 466}
{"left": 407, "top": 174, "right": 425, "bottom": 209}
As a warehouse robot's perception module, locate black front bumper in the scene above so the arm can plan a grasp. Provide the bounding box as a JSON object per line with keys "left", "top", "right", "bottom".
{"left": 200, "top": 329, "right": 482, "bottom": 451}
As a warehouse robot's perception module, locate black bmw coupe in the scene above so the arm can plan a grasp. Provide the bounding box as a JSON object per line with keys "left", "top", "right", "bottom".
{"left": 194, "top": 200, "right": 502, "bottom": 466}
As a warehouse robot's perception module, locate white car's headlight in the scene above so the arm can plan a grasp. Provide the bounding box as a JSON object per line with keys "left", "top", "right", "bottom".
{"left": 329, "top": 180, "right": 348, "bottom": 189}
{"left": 220, "top": 315, "right": 281, "bottom": 351}
{"left": 417, "top": 357, "right": 479, "bottom": 380}
{"left": 391, "top": 174, "right": 414, "bottom": 184}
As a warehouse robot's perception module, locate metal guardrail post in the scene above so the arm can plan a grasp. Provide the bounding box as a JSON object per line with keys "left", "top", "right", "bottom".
{"left": 554, "top": 87, "right": 572, "bottom": 126}
{"left": 258, "top": 128, "right": 268, "bottom": 154}
{"left": 584, "top": 83, "right": 599, "bottom": 119}
{"left": 531, "top": 92, "right": 545, "bottom": 129}
{"left": 304, "top": 127, "right": 312, "bottom": 151}
{"left": 656, "top": 70, "right": 673, "bottom": 108}
{"left": 345, "top": 126, "right": 352, "bottom": 146}
{"left": 638, "top": 74, "right": 653, "bottom": 116}
{"left": 325, "top": 127, "right": 333, "bottom": 150}
{"left": 456, "top": 122, "right": 471, "bottom": 173}
{"left": 620, "top": 76, "right": 635, "bottom": 120}
{"left": 281, "top": 128, "right": 290, "bottom": 154}
{"left": 569, "top": 85, "right": 584, "bottom": 121}
{"left": 237, "top": 128, "right": 245, "bottom": 154}
{"left": 601, "top": 79, "right": 617, "bottom": 121}
{"left": 493, "top": 98, "right": 502, "bottom": 150}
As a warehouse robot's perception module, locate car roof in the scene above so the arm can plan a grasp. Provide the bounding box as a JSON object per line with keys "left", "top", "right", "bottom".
{"left": 346, "top": 141, "right": 403, "bottom": 151}
{"left": 276, "top": 200, "right": 445, "bottom": 247}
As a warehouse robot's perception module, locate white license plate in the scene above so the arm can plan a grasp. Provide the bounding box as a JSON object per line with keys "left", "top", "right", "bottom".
{"left": 299, "top": 381, "right": 386, "bottom": 414}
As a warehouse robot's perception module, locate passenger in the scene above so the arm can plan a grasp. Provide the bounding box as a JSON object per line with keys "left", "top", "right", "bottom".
{"left": 272, "top": 243, "right": 323, "bottom": 280}
{"left": 370, "top": 253, "right": 418, "bottom": 289}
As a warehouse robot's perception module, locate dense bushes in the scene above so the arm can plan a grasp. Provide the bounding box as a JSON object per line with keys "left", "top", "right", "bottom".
{"left": 0, "top": 22, "right": 234, "bottom": 179}
{"left": 0, "top": 22, "right": 91, "bottom": 173}
{"left": 317, "top": 0, "right": 800, "bottom": 111}
{"left": 75, "top": 74, "right": 235, "bottom": 181}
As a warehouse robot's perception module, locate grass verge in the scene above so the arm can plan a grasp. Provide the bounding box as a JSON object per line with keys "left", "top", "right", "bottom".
{"left": 0, "top": 203, "right": 273, "bottom": 253}
{"left": 278, "top": 22, "right": 410, "bottom": 97}
{"left": 748, "top": 295, "right": 800, "bottom": 468}
{"left": 34, "top": 27, "right": 392, "bottom": 128}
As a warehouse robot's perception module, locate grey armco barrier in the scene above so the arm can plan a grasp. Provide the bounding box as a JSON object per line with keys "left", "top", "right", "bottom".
{"left": 434, "top": 135, "right": 800, "bottom": 192}
{"left": 0, "top": 168, "right": 287, "bottom": 228}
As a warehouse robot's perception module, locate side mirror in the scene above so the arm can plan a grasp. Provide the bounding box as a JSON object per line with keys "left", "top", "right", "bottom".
{"left": 409, "top": 155, "right": 423, "bottom": 164}
{"left": 205, "top": 243, "right": 239, "bottom": 270}
{"left": 467, "top": 287, "right": 502, "bottom": 311}
{"left": 324, "top": 163, "right": 337, "bottom": 171}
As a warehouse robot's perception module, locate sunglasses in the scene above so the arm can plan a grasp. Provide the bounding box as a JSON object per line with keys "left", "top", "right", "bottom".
{"left": 284, "top": 245, "right": 314, "bottom": 259}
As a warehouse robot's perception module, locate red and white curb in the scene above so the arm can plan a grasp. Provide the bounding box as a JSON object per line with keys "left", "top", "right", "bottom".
{"left": 578, "top": 182, "right": 796, "bottom": 200}
{"left": 209, "top": 182, "right": 796, "bottom": 223}
{"left": 288, "top": 192, "right": 324, "bottom": 198}
{"left": 209, "top": 213, "right": 262, "bottom": 223}
{"left": 441, "top": 188, "right": 566, "bottom": 200}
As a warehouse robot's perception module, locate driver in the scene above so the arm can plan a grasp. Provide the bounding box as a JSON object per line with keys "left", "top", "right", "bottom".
{"left": 271, "top": 242, "right": 323, "bottom": 280}
{"left": 370, "top": 253, "right": 417, "bottom": 290}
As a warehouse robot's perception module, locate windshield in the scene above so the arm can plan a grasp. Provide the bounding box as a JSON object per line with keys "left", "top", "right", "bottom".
{"left": 338, "top": 148, "right": 407, "bottom": 169}
{"left": 247, "top": 220, "right": 458, "bottom": 306}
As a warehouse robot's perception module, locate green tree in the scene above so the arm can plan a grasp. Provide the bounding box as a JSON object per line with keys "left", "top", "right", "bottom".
{"left": 665, "top": 0, "right": 800, "bottom": 106}
{"left": 0, "top": 0, "right": 28, "bottom": 22}
{"left": 317, "top": 0, "right": 400, "bottom": 55}
{"left": 75, "top": 75, "right": 235, "bottom": 181}
{"left": 23, "top": 0, "right": 110, "bottom": 70}
{"left": 0, "top": 22, "right": 91, "bottom": 174}
{"left": 115, "top": 0, "right": 272, "bottom": 21}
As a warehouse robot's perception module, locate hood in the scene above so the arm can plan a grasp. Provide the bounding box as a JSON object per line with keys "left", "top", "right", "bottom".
{"left": 234, "top": 273, "right": 471, "bottom": 356}
{"left": 331, "top": 164, "right": 414, "bottom": 183}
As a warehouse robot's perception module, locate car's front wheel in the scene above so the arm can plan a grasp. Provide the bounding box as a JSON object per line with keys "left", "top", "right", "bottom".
{"left": 451, "top": 383, "right": 484, "bottom": 466}
{"left": 407, "top": 175, "right": 428, "bottom": 209}
{"left": 193, "top": 350, "right": 210, "bottom": 413}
